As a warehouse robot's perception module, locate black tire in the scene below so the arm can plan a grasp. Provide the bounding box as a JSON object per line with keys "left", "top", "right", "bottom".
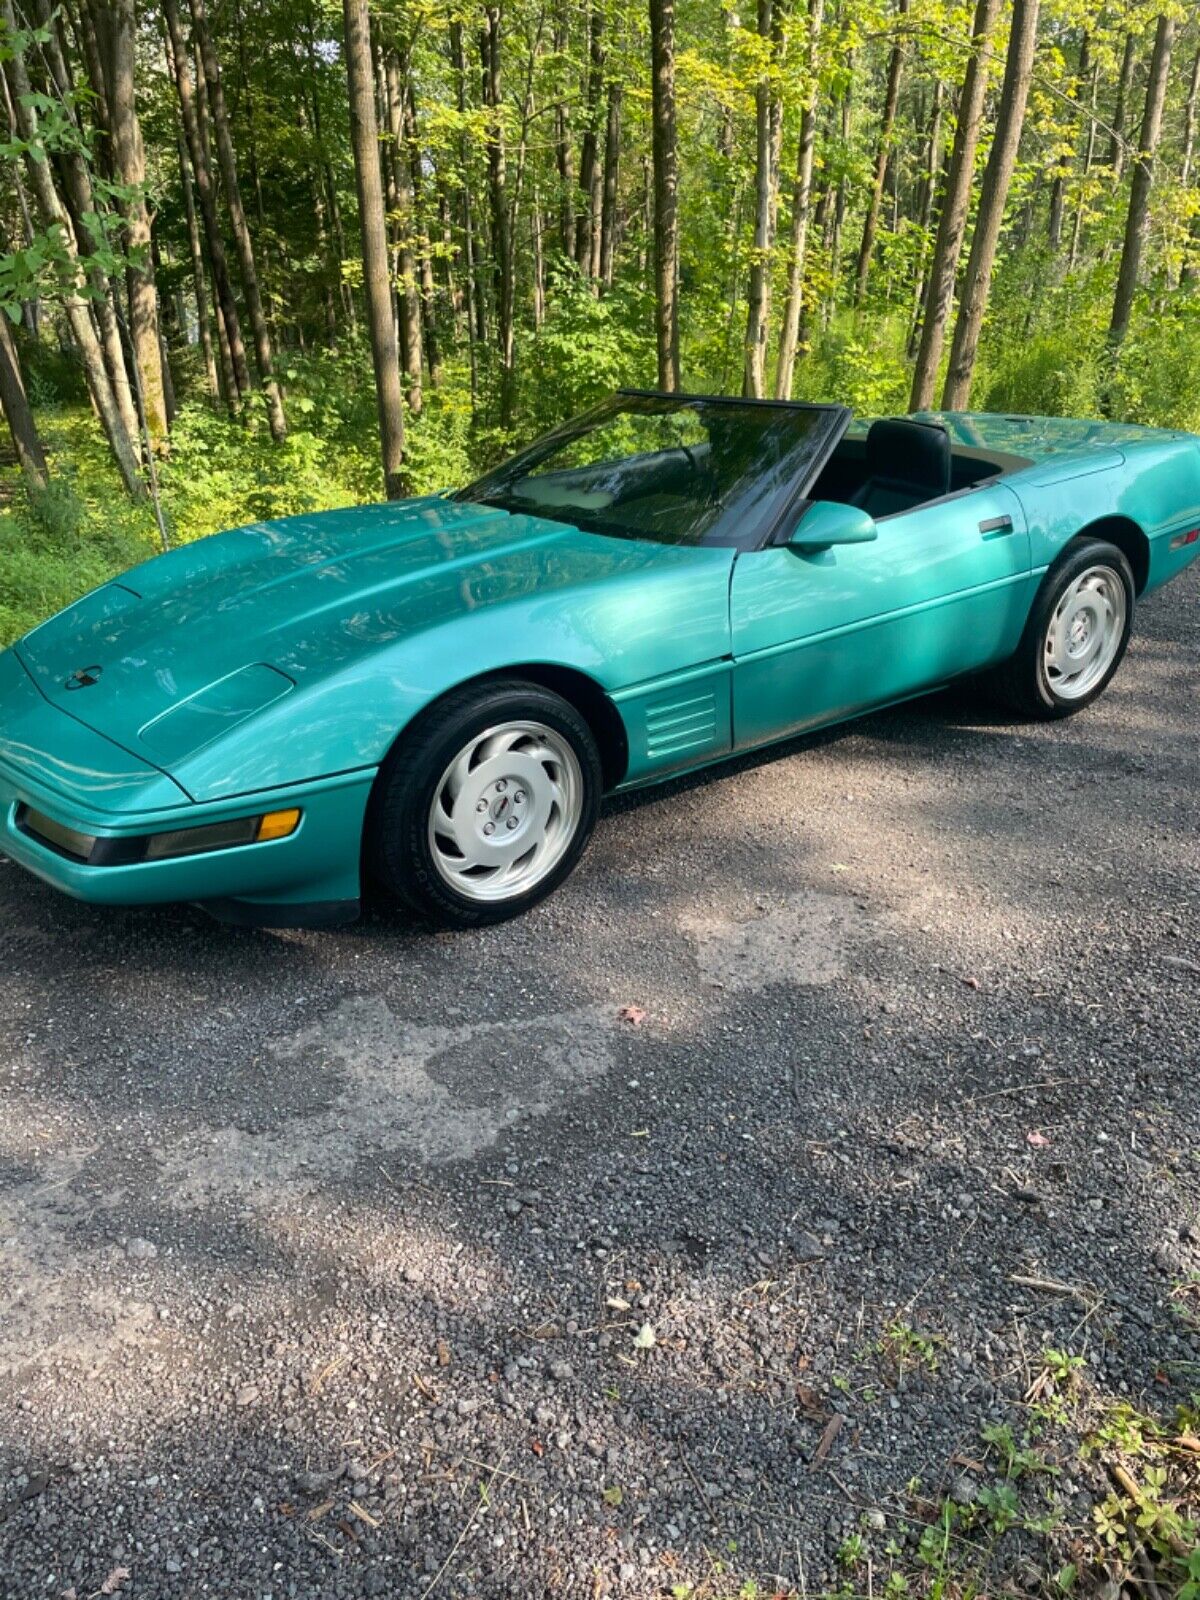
{"left": 984, "top": 536, "right": 1135, "bottom": 720}
{"left": 366, "top": 679, "right": 603, "bottom": 928}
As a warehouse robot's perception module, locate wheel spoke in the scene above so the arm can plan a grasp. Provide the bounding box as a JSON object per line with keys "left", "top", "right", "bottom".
{"left": 426, "top": 719, "right": 585, "bottom": 904}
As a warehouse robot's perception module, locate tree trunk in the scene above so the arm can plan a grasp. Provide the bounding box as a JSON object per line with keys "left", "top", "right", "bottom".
{"left": 449, "top": 19, "right": 485, "bottom": 355}
{"left": 0, "top": 313, "right": 49, "bottom": 491}
{"left": 404, "top": 81, "right": 443, "bottom": 385}
{"left": 1108, "top": 14, "right": 1175, "bottom": 355}
{"left": 742, "top": 0, "right": 785, "bottom": 396}
{"left": 343, "top": 0, "right": 405, "bottom": 496}
{"left": 383, "top": 47, "right": 424, "bottom": 411}
{"left": 1048, "top": 33, "right": 1088, "bottom": 253}
{"left": 941, "top": 0, "right": 1041, "bottom": 410}
{"left": 552, "top": 14, "right": 574, "bottom": 256}
{"left": 1108, "top": 31, "right": 1136, "bottom": 180}
{"left": 1068, "top": 60, "right": 1099, "bottom": 268}
{"left": 176, "top": 128, "right": 221, "bottom": 402}
{"left": 575, "top": 8, "right": 605, "bottom": 272}
{"left": 599, "top": 81, "right": 622, "bottom": 288}
{"left": 0, "top": 0, "right": 142, "bottom": 495}
{"left": 775, "top": 0, "right": 825, "bottom": 398}
{"left": 482, "top": 7, "right": 516, "bottom": 424}
{"left": 162, "top": 0, "right": 251, "bottom": 411}
{"left": 908, "top": 0, "right": 1000, "bottom": 411}
{"left": 853, "top": 0, "right": 908, "bottom": 307}
{"left": 1182, "top": 47, "right": 1200, "bottom": 187}
{"left": 649, "top": 0, "right": 680, "bottom": 391}
{"left": 907, "top": 77, "right": 944, "bottom": 356}
{"left": 27, "top": 1, "right": 141, "bottom": 448}
{"left": 94, "top": 0, "right": 169, "bottom": 449}
{"left": 188, "top": 0, "right": 287, "bottom": 440}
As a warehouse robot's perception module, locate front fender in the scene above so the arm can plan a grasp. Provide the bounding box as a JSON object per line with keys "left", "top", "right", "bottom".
{"left": 169, "top": 552, "right": 735, "bottom": 801}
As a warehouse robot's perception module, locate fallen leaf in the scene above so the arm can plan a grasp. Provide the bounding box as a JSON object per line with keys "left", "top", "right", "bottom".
{"left": 602, "top": 1485, "right": 624, "bottom": 1507}
{"left": 307, "top": 1499, "right": 335, "bottom": 1523}
{"left": 1026, "top": 1130, "right": 1052, "bottom": 1148}
{"left": 961, "top": 975, "right": 981, "bottom": 991}
{"left": 530, "top": 1436, "right": 545, "bottom": 1457}
{"left": 617, "top": 1005, "right": 647, "bottom": 1026}
{"left": 605, "top": 1296, "right": 631, "bottom": 1313}
{"left": 633, "top": 1322, "right": 656, "bottom": 1350}
{"left": 435, "top": 1339, "right": 451, "bottom": 1368}
{"left": 796, "top": 1382, "right": 828, "bottom": 1421}
{"left": 100, "top": 1570, "right": 130, "bottom": 1597}
{"left": 811, "top": 1412, "right": 844, "bottom": 1468}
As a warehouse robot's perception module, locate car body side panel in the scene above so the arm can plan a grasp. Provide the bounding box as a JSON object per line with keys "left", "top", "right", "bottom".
{"left": 730, "top": 482, "right": 1031, "bottom": 748}
{"left": 165, "top": 547, "right": 736, "bottom": 801}
{"left": 1005, "top": 435, "right": 1200, "bottom": 592}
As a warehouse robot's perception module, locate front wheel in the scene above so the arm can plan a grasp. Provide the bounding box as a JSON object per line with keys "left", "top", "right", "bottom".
{"left": 367, "top": 680, "right": 602, "bottom": 927}
{"left": 985, "top": 537, "right": 1135, "bottom": 720}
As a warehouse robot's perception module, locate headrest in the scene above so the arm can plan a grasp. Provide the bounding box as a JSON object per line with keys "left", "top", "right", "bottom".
{"left": 865, "top": 418, "right": 952, "bottom": 495}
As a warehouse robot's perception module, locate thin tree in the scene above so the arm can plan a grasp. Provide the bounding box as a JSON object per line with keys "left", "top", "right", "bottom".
{"left": 1108, "top": 31, "right": 1136, "bottom": 180}
{"left": 0, "top": 313, "right": 49, "bottom": 491}
{"left": 482, "top": 6, "right": 516, "bottom": 425}
{"left": 599, "top": 80, "right": 622, "bottom": 288}
{"left": 743, "top": 0, "right": 786, "bottom": 396}
{"left": 941, "top": 0, "right": 1041, "bottom": 411}
{"left": 176, "top": 128, "right": 221, "bottom": 402}
{"left": 649, "top": 0, "right": 680, "bottom": 390}
{"left": 775, "top": 0, "right": 825, "bottom": 398}
{"left": 1182, "top": 47, "right": 1200, "bottom": 187}
{"left": 0, "top": 0, "right": 142, "bottom": 495}
{"left": 187, "top": 0, "right": 287, "bottom": 440}
{"left": 1107, "top": 14, "right": 1175, "bottom": 357}
{"left": 909, "top": 0, "right": 1000, "bottom": 412}
{"left": 161, "top": 0, "right": 251, "bottom": 412}
{"left": 342, "top": 0, "right": 405, "bottom": 496}
{"left": 1048, "top": 34, "right": 1088, "bottom": 254}
{"left": 575, "top": 7, "right": 605, "bottom": 274}
{"left": 93, "top": 0, "right": 169, "bottom": 448}
{"left": 382, "top": 46, "right": 424, "bottom": 411}
{"left": 853, "top": 0, "right": 908, "bottom": 307}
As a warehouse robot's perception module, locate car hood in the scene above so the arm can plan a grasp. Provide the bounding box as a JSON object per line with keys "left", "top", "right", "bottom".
{"left": 917, "top": 410, "right": 1179, "bottom": 461}
{"left": 14, "top": 496, "right": 690, "bottom": 770}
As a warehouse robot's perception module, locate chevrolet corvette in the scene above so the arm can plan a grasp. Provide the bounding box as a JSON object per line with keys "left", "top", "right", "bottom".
{"left": 1, "top": 390, "right": 1198, "bottom": 928}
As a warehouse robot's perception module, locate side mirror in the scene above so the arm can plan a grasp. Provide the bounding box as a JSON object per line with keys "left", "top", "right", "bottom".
{"left": 787, "top": 500, "right": 878, "bottom": 551}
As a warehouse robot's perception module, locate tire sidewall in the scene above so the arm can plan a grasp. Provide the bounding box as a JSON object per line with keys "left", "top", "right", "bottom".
{"left": 1028, "top": 540, "right": 1134, "bottom": 717}
{"left": 370, "top": 683, "right": 603, "bottom": 927}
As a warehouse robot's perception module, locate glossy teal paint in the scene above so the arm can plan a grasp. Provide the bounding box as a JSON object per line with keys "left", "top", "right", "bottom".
{"left": 787, "top": 500, "right": 878, "bottom": 548}
{"left": 2, "top": 407, "right": 1199, "bottom": 926}
{"left": 731, "top": 482, "right": 1032, "bottom": 748}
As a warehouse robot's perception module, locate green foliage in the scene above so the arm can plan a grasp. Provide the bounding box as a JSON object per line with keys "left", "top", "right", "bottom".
{"left": 981, "top": 332, "right": 1102, "bottom": 420}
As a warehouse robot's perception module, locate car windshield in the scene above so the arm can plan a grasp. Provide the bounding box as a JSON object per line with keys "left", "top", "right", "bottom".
{"left": 456, "top": 394, "right": 842, "bottom": 548}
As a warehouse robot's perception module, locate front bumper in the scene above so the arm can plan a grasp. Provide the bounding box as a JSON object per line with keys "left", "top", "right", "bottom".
{"left": 0, "top": 765, "right": 374, "bottom": 926}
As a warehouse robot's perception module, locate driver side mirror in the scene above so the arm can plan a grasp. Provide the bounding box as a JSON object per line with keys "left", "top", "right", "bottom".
{"left": 787, "top": 501, "right": 878, "bottom": 552}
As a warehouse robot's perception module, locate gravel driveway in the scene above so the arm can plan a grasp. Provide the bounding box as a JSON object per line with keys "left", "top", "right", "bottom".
{"left": 2, "top": 566, "right": 1198, "bottom": 1599}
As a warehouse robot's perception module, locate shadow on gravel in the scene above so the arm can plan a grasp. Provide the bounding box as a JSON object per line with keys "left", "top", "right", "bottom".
{"left": 1, "top": 574, "right": 1198, "bottom": 1597}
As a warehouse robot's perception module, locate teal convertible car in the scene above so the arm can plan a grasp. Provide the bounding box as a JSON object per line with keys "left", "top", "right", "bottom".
{"left": 2, "top": 391, "right": 1199, "bottom": 929}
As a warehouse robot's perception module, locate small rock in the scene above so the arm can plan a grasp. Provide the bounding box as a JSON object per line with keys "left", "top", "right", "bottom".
{"left": 125, "top": 1238, "right": 157, "bottom": 1262}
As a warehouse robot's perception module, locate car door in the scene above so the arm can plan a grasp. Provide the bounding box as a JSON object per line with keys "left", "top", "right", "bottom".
{"left": 729, "top": 482, "right": 1033, "bottom": 750}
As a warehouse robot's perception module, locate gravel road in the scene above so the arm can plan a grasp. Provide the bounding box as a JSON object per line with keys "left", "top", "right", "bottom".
{"left": 2, "top": 565, "right": 1198, "bottom": 1599}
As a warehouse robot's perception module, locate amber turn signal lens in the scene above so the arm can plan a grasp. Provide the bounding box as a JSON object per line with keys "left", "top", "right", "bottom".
{"left": 256, "top": 808, "right": 302, "bottom": 842}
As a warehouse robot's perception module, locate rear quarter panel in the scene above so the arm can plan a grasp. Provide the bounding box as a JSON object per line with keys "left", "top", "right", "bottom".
{"left": 1006, "top": 433, "right": 1200, "bottom": 592}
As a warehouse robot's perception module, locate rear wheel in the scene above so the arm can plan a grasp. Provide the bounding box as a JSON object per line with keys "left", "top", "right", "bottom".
{"left": 368, "top": 680, "right": 602, "bottom": 927}
{"left": 985, "top": 537, "right": 1134, "bottom": 719}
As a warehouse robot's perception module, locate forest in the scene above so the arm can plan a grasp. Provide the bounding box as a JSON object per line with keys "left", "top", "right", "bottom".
{"left": 0, "top": 0, "right": 1196, "bottom": 645}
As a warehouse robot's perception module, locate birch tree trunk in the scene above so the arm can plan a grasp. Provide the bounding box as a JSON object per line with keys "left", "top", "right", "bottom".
{"left": 908, "top": 0, "right": 1000, "bottom": 411}
{"left": 343, "top": 0, "right": 406, "bottom": 496}
{"left": 941, "top": 0, "right": 1041, "bottom": 410}
{"left": 599, "top": 82, "right": 622, "bottom": 289}
{"left": 176, "top": 128, "right": 221, "bottom": 402}
{"left": 1108, "top": 31, "right": 1136, "bottom": 180}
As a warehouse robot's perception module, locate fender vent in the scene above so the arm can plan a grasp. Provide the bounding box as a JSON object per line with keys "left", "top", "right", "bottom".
{"left": 644, "top": 688, "right": 719, "bottom": 760}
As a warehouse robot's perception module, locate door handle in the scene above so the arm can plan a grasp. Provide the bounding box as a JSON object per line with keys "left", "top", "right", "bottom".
{"left": 979, "top": 514, "right": 1015, "bottom": 536}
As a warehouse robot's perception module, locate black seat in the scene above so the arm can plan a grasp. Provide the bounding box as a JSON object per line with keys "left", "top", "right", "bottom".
{"left": 850, "top": 418, "right": 952, "bottom": 518}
